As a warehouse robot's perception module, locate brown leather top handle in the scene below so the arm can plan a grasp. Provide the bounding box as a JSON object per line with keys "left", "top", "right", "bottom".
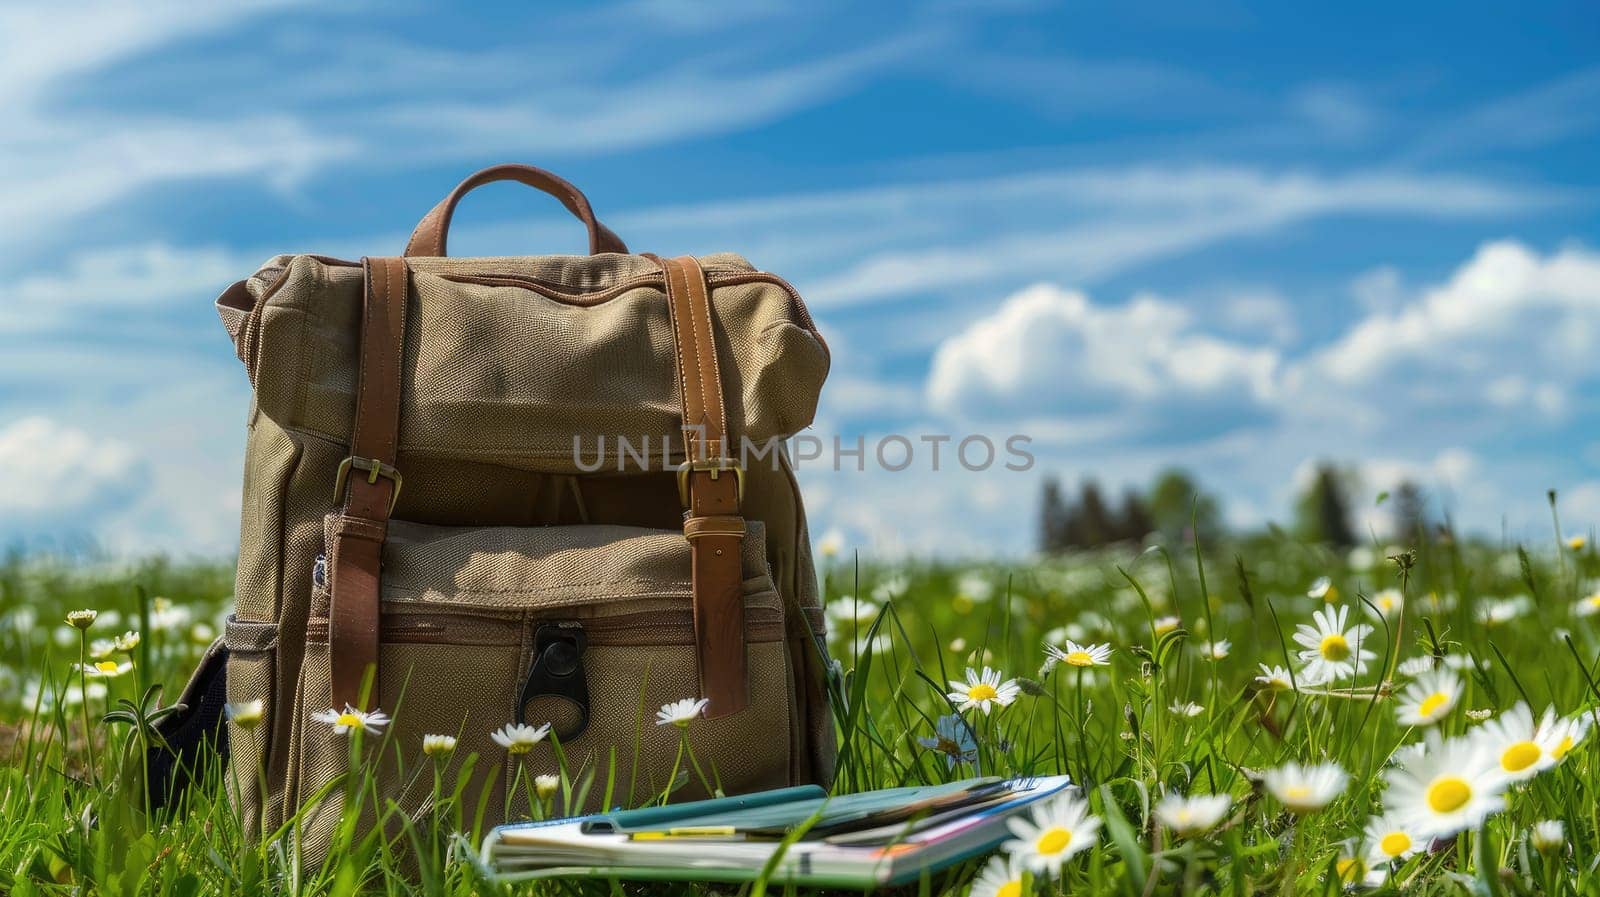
{"left": 405, "top": 163, "right": 629, "bottom": 257}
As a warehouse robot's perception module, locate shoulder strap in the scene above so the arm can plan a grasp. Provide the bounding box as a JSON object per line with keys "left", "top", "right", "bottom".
{"left": 659, "top": 255, "right": 749, "bottom": 719}
{"left": 328, "top": 256, "right": 409, "bottom": 711}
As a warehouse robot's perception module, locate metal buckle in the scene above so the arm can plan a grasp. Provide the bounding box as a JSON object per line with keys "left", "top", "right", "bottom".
{"left": 333, "top": 456, "right": 403, "bottom": 514}
{"left": 676, "top": 458, "right": 744, "bottom": 507}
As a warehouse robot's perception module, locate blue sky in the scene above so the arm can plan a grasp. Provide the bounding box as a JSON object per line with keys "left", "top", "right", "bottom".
{"left": 1, "top": 0, "right": 1598, "bottom": 556}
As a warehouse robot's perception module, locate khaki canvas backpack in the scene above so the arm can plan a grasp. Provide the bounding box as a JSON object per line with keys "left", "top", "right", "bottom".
{"left": 195, "top": 163, "right": 836, "bottom": 858}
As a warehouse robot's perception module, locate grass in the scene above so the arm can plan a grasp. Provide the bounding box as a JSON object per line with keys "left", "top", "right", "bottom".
{"left": 2, "top": 518, "right": 1599, "bottom": 895}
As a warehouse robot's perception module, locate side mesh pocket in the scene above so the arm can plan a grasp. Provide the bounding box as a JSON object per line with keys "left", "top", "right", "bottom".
{"left": 224, "top": 615, "right": 278, "bottom": 835}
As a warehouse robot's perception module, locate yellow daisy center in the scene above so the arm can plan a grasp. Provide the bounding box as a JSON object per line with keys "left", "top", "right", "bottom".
{"left": 1036, "top": 826, "right": 1072, "bottom": 854}
{"left": 1552, "top": 735, "right": 1574, "bottom": 759}
{"left": 1418, "top": 692, "right": 1450, "bottom": 718}
{"left": 1319, "top": 634, "right": 1350, "bottom": 661}
{"left": 1284, "top": 785, "right": 1311, "bottom": 801}
{"left": 1425, "top": 776, "right": 1471, "bottom": 813}
{"left": 508, "top": 742, "right": 532, "bottom": 755}
{"left": 967, "top": 683, "right": 998, "bottom": 701}
{"left": 1336, "top": 857, "right": 1365, "bottom": 883}
{"left": 1585, "top": 595, "right": 1600, "bottom": 608}
{"left": 1380, "top": 832, "right": 1411, "bottom": 857}
{"left": 1065, "top": 651, "right": 1094, "bottom": 667}
{"left": 335, "top": 712, "right": 362, "bottom": 728}
{"left": 1501, "top": 741, "right": 1541, "bottom": 772}
{"left": 996, "top": 881, "right": 1022, "bottom": 897}
{"left": 95, "top": 661, "right": 119, "bottom": 673}
{"left": 1378, "top": 596, "right": 1394, "bottom": 611}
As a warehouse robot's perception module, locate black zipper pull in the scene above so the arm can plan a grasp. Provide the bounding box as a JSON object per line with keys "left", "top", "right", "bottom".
{"left": 517, "top": 624, "right": 589, "bottom": 740}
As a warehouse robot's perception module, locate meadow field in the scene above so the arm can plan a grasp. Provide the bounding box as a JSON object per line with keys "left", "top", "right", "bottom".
{"left": 2, "top": 516, "right": 1598, "bottom": 896}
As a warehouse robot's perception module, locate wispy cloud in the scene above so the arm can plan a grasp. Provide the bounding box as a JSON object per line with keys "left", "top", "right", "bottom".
{"left": 1404, "top": 65, "right": 1600, "bottom": 161}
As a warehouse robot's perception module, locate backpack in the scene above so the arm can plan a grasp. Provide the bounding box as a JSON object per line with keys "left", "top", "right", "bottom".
{"left": 198, "top": 163, "right": 836, "bottom": 860}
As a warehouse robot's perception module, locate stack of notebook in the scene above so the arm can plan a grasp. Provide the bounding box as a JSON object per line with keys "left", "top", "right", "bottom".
{"left": 480, "top": 775, "right": 1073, "bottom": 888}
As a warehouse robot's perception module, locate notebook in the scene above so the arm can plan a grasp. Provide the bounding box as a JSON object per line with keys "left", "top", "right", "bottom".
{"left": 479, "top": 775, "right": 1074, "bottom": 888}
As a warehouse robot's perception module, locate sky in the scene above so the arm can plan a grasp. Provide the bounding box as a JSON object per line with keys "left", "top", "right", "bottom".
{"left": 1, "top": 0, "right": 1598, "bottom": 558}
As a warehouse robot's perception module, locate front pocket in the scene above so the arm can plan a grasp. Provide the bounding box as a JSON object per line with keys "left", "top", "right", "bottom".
{"left": 293, "top": 518, "right": 794, "bottom": 856}
{"left": 223, "top": 616, "right": 278, "bottom": 837}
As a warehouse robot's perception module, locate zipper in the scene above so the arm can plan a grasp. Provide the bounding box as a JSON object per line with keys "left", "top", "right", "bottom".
{"left": 241, "top": 261, "right": 826, "bottom": 383}
{"left": 434, "top": 270, "right": 824, "bottom": 343}
{"left": 303, "top": 605, "right": 787, "bottom": 645}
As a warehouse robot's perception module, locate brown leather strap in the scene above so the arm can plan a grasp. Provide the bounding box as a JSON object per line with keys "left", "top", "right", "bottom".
{"left": 659, "top": 255, "right": 748, "bottom": 718}
{"left": 329, "top": 257, "right": 409, "bottom": 710}
{"left": 405, "top": 163, "right": 628, "bottom": 257}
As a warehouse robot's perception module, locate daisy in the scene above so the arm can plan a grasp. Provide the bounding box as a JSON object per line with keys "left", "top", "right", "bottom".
{"left": 1469, "top": 703, "right": 1560, "bottom": 781}
{"left": 1382, "top": 731, "right": 1507, "bottom": 839}
{"left": 535, "top": 774, "right": 561, "bottom": 800}
{"left": 1255, "top": 664, "right": 1295, "bottom": 691}
{"left": 1396, "top": 656, "right": 1435, "bottom": 677}
{"left": 916, "top": 714, "right": 978, "bottom": 768}
{"left": 150, "top": 596, "right": 192, "bottom": 631}
{"left": 1541, "top": 708, "right": 1591, "bottom": 762}
{"left": 1264, "top": 760, "right": 1348, "bottom": 813}
{"left": 1044, "top": 641, "right": 1112, "bottom": 668}
{"left": 947, "top": 666, "right": 1020, "bottom": 715}
{"left": 957, "top": 573, "right": 994, "bottom": 603}
{"left": 1002, "top": 792, "right": 1101, "bottom": 873}
{"left": 1169, "top": 701, "right": 1205, "bottom": 718}
{"left": 1367, "top": 588, "right": 1403, "bottom": 620}
{"left": 825, "top": 598, "right": 879, "bottom": 626}
{"left": 1476, "top": 596, "right": 1529, "bottom": 627}
{"left": 422, "top": 734, "right": 457, "bottom": 758}
{"left": 78, "top": 660, "right": 132, "bottom": 678}
{"left": 66, "top": 609, "right": 98, "bottom": 630}
{"left": 1569, "top": 535, "right": 1587, "bottom": 551}
{"left": 1395, "top": 668, "right": 1463, "bottom": 727}
{"left": 1334, "top": 839, "right": 1388, "bottom": 889}
{"left": 969, "top": 853, "right": 1029, "bottom": 897}
{"left": 1362, "top": 813, "right": 1421, "bottom": 866}
{"left": 113, "top": 630, "right": 141, "bottom": 652}
{"left": 1202, "top": 639, "right": 1230, "bottom": 660}
{"left": 1153, "top": 615, "right": 1181, "bottom": 635}
{"left": 1154, "top": 792, "right": 1231, "bottom": 837}
{"left": 490, "top": 722, "right": 551, "bottom": 754}
{"left": 313, "top": 705, "right": 391, "bottom": 736}
{"left": 225, "top": 699, "right": 265, "bottom": 730}
{"left": 1390, "top": 740, "right": 1428, "bottom": 769}
{"left": 656, "top": 698, "right": 710, "bottom": 727}
{"left": 1574, "top": 590, "right": 1600, "bottom": 618}
{"left": 1307, "top": 577, "right": 1338, "bottom": 602}
{"left": 1529, "top": 819, "right": 1565, "bottom": 852}
{"left": 816, "top": 529, "right": 843, "bottom": 559}
{"left": 1292, "top": 605, "right": 1375, "bottom": 683}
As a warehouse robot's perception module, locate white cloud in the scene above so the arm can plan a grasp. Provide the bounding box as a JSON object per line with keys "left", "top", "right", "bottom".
{"left": 0, "top": 243, "right": 252, "bottom": 333}
{"left": 1307, "top": 241, "right": 1600, "bottom": 414}
{"left": 927, "top": 283, "right": 1280, "bottom": 425}
{"left": 377, "top": 30, "right": 936, "bottom": 159}
{"left": 801, "top": 167, "right": 1551, "bottom": 308}
{"left": 0, "top": 416, "right": 139, "bottom": 517}
{"left": 1219, "top": 289, "right": 1298, "bottom": 345}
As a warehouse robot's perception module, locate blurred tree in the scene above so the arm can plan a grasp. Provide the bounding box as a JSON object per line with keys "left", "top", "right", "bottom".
{"left": 1391, "top": 480, "right": 1429, "bottom": 545}
{"left": 1147, "top": 468, "right": 1223, "bottom": 541}
{"left": 1039, "top": 475, "right": 1070, "bottom": 552}
{"left": 1118, "top": 488, "right": 1155, "bottom": 543}
{"left": 1296, "top": 463, "right": 1357, "bottom": 547}
{"left": 1075, "top": 481, "right": 1113, "bottom": 547}
{"left": 1040, "top": 473, "right": 1215, "bottom": 551}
